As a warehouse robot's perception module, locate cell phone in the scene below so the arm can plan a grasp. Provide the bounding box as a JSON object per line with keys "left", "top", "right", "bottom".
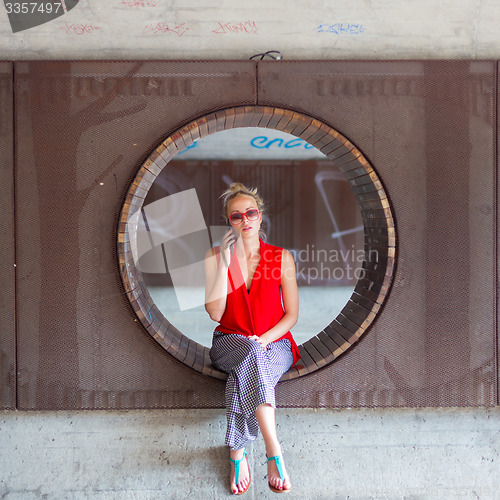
{"left": 227, "top": 220, "right": 235, "bottom": 252}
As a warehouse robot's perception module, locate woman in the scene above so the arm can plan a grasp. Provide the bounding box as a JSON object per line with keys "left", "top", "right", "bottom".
{"left": 205, "top": 183, "right": 300, "bottom": 495}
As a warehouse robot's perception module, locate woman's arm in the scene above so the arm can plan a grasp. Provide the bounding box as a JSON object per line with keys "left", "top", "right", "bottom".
{"left": 204, "top": 229, "right": 235, "bottom": 322}
{"left": 251, "top": 248, "right": 299, "bottom": 347}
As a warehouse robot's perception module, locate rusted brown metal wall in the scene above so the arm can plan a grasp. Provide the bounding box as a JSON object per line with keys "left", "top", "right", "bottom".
{"left": 0, "top": 60, "right": 498, "bottom": 410}
{"left": 0, "top": 62, "right": 15, "bottom": 410}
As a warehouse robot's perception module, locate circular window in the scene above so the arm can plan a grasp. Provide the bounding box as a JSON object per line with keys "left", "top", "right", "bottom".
{"left": 117, "top": 106, "right": 396, "bottom": 380}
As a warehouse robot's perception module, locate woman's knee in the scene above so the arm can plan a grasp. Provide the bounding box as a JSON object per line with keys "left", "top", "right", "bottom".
{"left": 224, "top": 335, "right": 264, "bottom": 358}
{"left": 211, "top": 335, "right": 265, "bottom": 369}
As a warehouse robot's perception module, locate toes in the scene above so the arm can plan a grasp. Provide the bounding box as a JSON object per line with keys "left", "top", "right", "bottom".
{"left": 271, "top": 477, "right": 283, "bottom": 490}
{"left": 268, "top": 461, "right": 290, "bottom": 491}
{"left": 237, "top": 477, "right": 250, "bottom": 493}
{"left": 269, "top": 471, "right": 291, "bottom": 491}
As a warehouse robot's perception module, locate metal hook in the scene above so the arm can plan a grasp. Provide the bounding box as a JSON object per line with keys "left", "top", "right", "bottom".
{"left": 249, "top": 50, "right": 283, "bottom": 61}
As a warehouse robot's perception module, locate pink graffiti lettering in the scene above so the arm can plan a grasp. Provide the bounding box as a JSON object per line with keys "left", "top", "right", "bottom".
{"left": 121, "top": 0, "right": 159, "bottom": 6}
{"left": 61, "top": 23, "right": 101, "bottom": 35}
{"left": 213, "top": 21, "right": 258, "bottom": 35}
{"left": 143, "top": 22, "right": 189, "bottom": 37}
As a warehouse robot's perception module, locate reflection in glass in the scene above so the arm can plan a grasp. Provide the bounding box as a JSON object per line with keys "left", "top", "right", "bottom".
{"left": 139, "top": 127, "right": 364, "bottom": 347}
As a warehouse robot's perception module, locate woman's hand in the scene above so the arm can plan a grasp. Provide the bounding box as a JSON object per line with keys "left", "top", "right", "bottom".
{"left": 249, "top": 335, "right": 269, "bottom": 349}
{"left": 205, "top": 230, "right": 235, "bottom": 322}
{"left": 221, "top": 227, "right": 237, "bottom": 267}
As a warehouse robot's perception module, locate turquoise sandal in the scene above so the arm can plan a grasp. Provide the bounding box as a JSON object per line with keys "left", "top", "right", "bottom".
{"left": 230, "top": 449, "right": 250, "bottom": 495}
{"left": 267, "top": 455, "right": 291, "bottom": 493}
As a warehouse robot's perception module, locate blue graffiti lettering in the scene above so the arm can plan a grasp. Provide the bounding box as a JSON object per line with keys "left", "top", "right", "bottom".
{"left": 284, "top": 138, "right": 303, "bottom": 149}
{"left": 316, "top": 23, "right": 364, "bottom": 35}
{"left": 250, "top": 136, "right": 268, "bottom": 149}
{"left": 250, "top": 136, "right": 313, "bottom": 150}
{"left": 265, "top": 138, "right": 284, "bottom": 148}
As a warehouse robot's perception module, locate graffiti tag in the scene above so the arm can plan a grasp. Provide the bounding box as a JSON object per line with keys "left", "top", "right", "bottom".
{"left": 213, "top": 20, "right": 258, "bottom": 35}
{"left": 250, "top": 136, "right": 315, "bottom": 150}
{"left": 143, "top": 22, "right": 189, "bottom": 36}
{"left": 121, "top": 0, "right": 159, "bottom": 6}
{"left": 60, "top": 22, "right": 100, "bottom": 35}
{"left": 316, "top": 23, "right": 364, "bottom": 34}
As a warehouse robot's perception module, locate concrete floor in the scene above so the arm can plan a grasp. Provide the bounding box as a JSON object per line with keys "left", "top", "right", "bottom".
{"left": 1, "top": 407, "right": 499, "bottom": 499}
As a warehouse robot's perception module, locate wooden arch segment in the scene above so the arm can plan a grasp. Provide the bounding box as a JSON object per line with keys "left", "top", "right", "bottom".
{"left": 118, "top": 106, "right": 396, "bottom": 381}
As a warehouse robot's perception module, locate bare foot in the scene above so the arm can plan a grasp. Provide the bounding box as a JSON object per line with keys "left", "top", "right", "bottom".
{"left": 267, "top": 455, "right": 291, "bottom": 492}
{"left": 230, "top": 448, "right": 251, "bottom": 495}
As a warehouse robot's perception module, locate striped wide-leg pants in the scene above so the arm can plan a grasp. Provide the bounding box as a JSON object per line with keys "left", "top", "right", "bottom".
{"left": 210, "top": 331, "right": 293, "bottom": 450}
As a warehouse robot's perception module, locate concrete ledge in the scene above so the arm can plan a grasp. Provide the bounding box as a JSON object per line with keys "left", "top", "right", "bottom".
{"left": 1, "top": 407, "right": 499, "bottom": 499}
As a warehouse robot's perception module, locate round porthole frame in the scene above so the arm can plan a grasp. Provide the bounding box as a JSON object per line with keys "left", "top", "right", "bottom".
{"left": 117, "top": 106, "right": 396, "bottom": 381}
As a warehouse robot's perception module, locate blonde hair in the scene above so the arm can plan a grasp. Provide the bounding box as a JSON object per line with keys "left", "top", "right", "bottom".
{"left": 221, "top": 182, "right": 265, "bottom": 220}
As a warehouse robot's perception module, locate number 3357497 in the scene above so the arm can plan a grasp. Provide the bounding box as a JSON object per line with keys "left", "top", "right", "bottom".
{"left": 5, "top": 3, "right": 63, "bottom": 14}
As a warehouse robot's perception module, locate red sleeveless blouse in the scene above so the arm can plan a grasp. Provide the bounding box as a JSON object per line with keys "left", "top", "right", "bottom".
{"left": 215, "top": 239, "right": 300, "bottom": 365}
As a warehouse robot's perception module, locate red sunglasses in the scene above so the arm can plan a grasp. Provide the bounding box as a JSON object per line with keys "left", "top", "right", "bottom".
{"left": 229, "top": 209, "right": 260, "bottom": 224}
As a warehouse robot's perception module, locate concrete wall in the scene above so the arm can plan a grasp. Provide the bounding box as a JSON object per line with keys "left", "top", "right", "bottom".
{"left": 1, "top": 407, "right": 500, "bottom": 499}
{"left": 1, "top": 0, "right": 500, "bottom": 60}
